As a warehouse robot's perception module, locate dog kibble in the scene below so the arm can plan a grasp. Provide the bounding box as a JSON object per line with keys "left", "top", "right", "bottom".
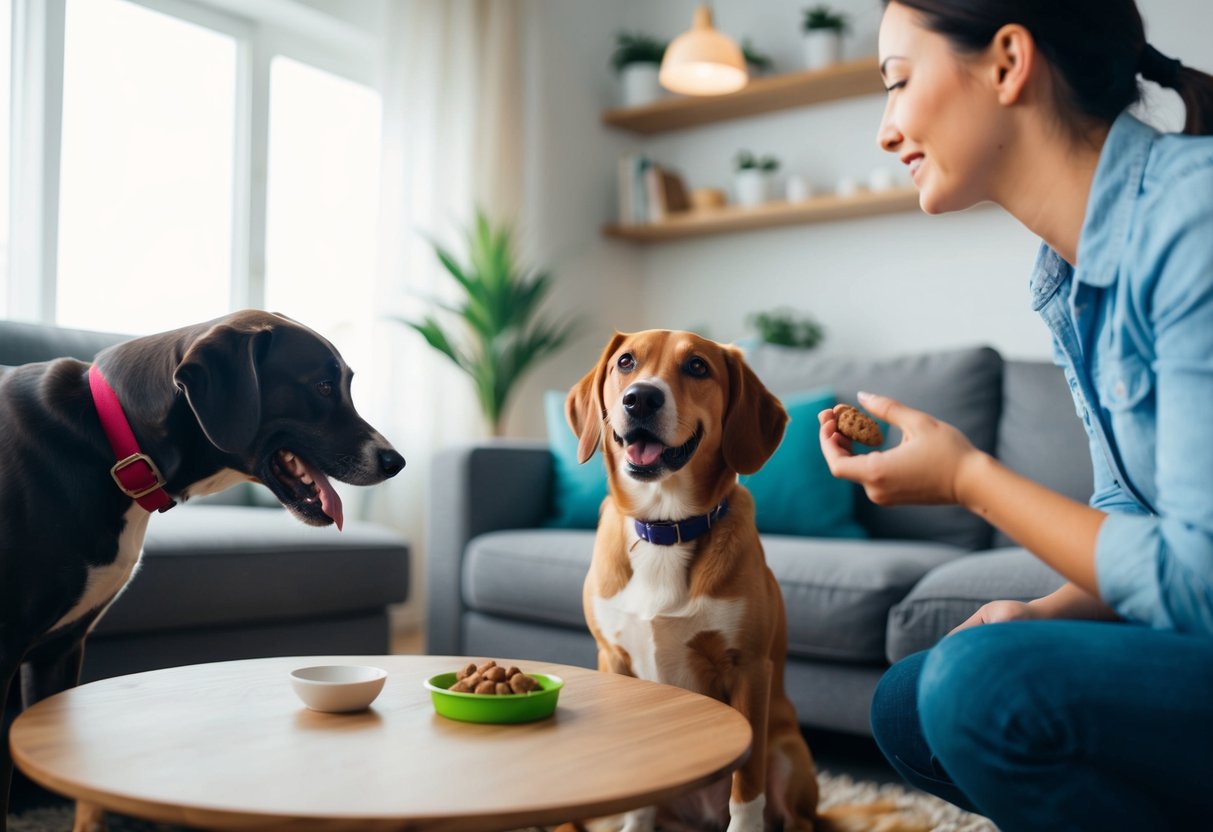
{"left": 449, "top": 660, "right": 543, "bottom": 695}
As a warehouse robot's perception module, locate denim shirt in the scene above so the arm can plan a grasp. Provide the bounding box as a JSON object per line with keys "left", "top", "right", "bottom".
{"left": 1029, "top": 112, "right": 1213, "bottom": 636}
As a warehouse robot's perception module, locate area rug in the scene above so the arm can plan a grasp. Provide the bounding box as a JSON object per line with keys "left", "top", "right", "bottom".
{"left": 7, "top": 771, "right": 997, "bottom": 832}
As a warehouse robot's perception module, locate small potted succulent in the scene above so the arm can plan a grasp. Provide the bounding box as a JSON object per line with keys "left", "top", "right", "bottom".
{"left": 734, "top": 149, "right": 780, "bottom": 207}
{"left": 748, "top": 308, "right": 826, "bottom": 350}
{"left": 801, "top": 5, "right": 849, "bottom": 70}
{"left": 742, "top": 39, "right": 774, "bottom": 78}
{"left": 611, "top": 32, "right": 668, "bottom": 108}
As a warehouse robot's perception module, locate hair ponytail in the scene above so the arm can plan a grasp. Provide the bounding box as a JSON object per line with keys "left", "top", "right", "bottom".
{"left": 1139, "top": 43, "right": 1213, "bottom": 136}
{"left": 1171, "top": 67, "right": 1213, "bottom": 136}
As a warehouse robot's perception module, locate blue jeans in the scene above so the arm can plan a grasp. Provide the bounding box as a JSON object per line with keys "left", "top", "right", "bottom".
{"left": 870, "top": 620, "right": 1213, "bottom": 831}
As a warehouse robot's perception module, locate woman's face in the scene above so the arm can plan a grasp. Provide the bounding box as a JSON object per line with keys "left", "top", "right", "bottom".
{"left": 877, "top": 2, "right": 1006, "bottom": 213}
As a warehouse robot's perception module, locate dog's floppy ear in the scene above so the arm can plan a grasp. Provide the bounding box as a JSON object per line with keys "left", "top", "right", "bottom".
{"left": 566, "top": 332, "right": 627, "bottom": 464}
{"left": 174, "top": 323, "right": 272, "bottom": 453}
{"left": 721, "top": 346, "right": 788, "bottom": 475}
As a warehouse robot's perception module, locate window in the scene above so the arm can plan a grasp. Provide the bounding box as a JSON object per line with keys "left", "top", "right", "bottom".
{"left": 56, "top": 0, "right": 237, "bottom": 334}
{"left": 0, "top": 0, "right": 12, "bottom": 309}
{"left": 264, "top": 55, "right": 381, "bottom": 356}
{"left": 3, "top": 0, "right": 380, "bottom": 335}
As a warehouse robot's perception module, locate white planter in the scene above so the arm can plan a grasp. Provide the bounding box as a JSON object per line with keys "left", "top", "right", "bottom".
{"left": 785, "top": 175, "right": 812, "bottom": 203}
{"left": 802, "top": 30, "right": 843, "bottom": 71}
{"left": 734, "top": 169, "right": 773, "bottom": 207}
{"left": 620, "top": 62, "right": 663, "bottom": 108}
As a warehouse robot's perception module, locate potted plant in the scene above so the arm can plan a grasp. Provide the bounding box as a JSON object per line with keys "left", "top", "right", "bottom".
{"left": 611, "top": 32, "right": 668, "bottom": 108}
{"left": 734, "top": 149, "right": 780, "bottom": 207}
{"left": 742, "top": 39, "right": 774, "bottom": 77}
{"left": 748, "top": 308, "right": 826, "bottom": 349}
{"left": 801, "top": 5, "right": 849, "bottom": 70}
{"left": 397, "top": 211, "right": 580, "bottom": 437}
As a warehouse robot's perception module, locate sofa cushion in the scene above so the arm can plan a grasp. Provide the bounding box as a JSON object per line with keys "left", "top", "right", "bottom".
{"left": 742, "top": 344, "right": 1004, "bottom": 550}
{"left": 740, "top": 388, "right": 866, "bottom": 538}
{"left": 92, "top": 505, "right": 410, "bottom": 635}
{"left": 543, "top": 390, "right": 609, "bottom": 529}
{"left": 885, "top": 547, "right": 1068, "bottom": 662}
{"left": 0, "top": 319, "right": 126, "bottom": 364}
{"left": 764, "top": 536, "right": 964, "bottom": 663}
{"left": 992, "top": 361, "right": 1095, "bottom": 547}
{"left": 463, "top": 530, "right": 596, "bottom": 628}
{"left": 463, "top": 529, "right": 965, "bottom": 665}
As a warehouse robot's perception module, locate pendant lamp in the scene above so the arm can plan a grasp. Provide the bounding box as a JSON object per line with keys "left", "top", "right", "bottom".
{"left": 659, "top": 4, "right": 748, "bottom": 96}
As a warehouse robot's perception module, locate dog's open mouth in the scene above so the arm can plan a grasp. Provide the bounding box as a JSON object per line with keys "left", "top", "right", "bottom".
{"left": 268, "top": 449, "right": 344, "bottom": 530}
{"left": 614, "top": 425, "right": 703, "bottom": 479}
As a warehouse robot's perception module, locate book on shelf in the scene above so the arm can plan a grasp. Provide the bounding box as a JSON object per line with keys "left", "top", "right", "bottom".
{"left": 617, "top": 154, "right": 690, "bottom": 225}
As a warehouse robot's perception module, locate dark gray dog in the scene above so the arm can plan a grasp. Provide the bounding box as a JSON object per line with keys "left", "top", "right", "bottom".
{"left": 0, "top": 310, "right": 404, "bottom": 830}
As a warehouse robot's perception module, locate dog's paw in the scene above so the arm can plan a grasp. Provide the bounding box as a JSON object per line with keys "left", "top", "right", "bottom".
{"left": 726, "top": 795, "right": 766, "bottom": 832}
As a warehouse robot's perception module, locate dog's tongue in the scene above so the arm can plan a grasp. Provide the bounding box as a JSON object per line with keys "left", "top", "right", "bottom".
{"left": 627, "top": 440, "right": 665, "bottom": 467}
{"left": 298, "top": 458, "right": 344, "bottom": 531}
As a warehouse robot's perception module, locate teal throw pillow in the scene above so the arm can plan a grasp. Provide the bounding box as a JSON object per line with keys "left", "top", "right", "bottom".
{"left": 543, "top": 389, "right": 608, "bottom": 529}
{"left": 542, "top": 387, "right": 868, "bottom": 538}
{"left": 740, "top": 388, "right": 867, "bottom": 538}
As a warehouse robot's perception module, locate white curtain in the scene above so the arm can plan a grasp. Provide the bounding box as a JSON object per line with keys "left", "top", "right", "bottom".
{"left": 350, "top": 0, "right": 527, "bottom": 632}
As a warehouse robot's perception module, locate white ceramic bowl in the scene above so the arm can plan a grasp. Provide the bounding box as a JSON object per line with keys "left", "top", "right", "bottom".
{"left": 289, "top": 665, "right": 387, "bottom": 713}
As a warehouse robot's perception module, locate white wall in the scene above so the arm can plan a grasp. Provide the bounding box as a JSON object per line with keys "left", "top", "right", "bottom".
{"left": 510, "top": 0, "right": 1213, "bottom": 428}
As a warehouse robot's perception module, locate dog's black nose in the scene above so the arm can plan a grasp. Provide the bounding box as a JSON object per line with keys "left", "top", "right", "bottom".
{"left": 622, "top": 383, "right": 664, "bottom": 420}
{"left": 380, "top": 449, "right": 405, "bottom": 478}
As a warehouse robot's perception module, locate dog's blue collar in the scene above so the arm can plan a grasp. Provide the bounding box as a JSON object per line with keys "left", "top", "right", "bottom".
{"left": 633, "top": 500, "right": 729, "bottom": 546}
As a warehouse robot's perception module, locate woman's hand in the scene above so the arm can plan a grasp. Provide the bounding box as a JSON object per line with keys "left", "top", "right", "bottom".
{"left": 817, "top": 391, "right": 985, "bottom": 506}
{"left": 949, "top": 600, "right": 1043, "bottom": 634}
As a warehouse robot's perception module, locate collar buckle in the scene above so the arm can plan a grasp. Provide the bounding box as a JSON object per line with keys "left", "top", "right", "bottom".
{"left": 110, "top": 452, "right": 168, "bottom": 500}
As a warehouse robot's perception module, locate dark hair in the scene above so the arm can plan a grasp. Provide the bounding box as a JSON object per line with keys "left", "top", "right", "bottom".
{"left": 886, "top": 0, "right": 1213, "bottom": 136}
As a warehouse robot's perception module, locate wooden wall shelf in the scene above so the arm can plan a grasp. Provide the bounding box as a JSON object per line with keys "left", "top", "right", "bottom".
{"left": 602, "top": 187, "right": 920, "bottom": 243}
{"left": 601, "top": 57, "right": 884, "bottom": 135}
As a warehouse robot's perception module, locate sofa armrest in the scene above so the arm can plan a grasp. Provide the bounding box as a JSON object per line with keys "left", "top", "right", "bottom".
{"left": 425, "top": 440, "right": 554, "bottom": 655}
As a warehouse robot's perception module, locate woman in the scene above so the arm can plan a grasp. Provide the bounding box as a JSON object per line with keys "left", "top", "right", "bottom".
{"left": 818, "top": 1, "right": 1213, "bottom": 830}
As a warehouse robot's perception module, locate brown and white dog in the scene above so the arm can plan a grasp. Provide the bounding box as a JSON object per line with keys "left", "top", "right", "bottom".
{"left": 566, "top": 330, "right": 926, "bottom": 832}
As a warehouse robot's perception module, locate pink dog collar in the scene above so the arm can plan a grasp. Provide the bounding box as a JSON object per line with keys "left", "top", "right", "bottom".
{"left": 89, "top": 364, "right": 176, "bottom": 513}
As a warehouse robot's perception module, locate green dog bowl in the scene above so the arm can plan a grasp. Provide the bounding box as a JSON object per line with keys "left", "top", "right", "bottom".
{"left": 425, "top": 672, "right": 564, "bottom": 724}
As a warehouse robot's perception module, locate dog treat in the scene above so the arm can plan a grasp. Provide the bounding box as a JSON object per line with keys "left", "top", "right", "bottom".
{"left": 450, "top": 660, "right": 542, "bottom": 695}
{"left": 834, "top": 404, "right": 884, "bottom": 447}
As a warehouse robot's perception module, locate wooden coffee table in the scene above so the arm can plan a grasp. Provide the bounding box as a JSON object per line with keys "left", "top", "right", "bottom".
{"left": 10, "top": 655, "right": 751, "bottom": 831}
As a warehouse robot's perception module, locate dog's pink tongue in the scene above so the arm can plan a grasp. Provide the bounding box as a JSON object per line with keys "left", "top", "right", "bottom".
{"left": 299, "top": 458, "right": 344, "bottom": 531}
{"left": 627, "top": 440, "right": 664, "bottom": 466}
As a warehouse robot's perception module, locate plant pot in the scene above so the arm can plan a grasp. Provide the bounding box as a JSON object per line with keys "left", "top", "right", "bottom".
{"left": 802, "top": 30, "right": 842, "bottom": 71}
{"left": 785, "top": 175, "right": 812, "bottom": 202}
{"left": 734, "top": 169, "right": 773, "bottom": 207}
{"left": 620, "top": 62, "right": 663, "bottom": 108}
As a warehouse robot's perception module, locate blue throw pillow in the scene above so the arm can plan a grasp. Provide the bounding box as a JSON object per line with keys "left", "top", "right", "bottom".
{"left": 740, "top": 388, "right": 867, "bottom": 538}
{"left": 544, "top": 389, "right": 608, "bottom": 529}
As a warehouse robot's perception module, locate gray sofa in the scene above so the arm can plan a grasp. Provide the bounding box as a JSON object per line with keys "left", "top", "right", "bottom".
{"left": 427, "top": 344, "right": 1091, "bottom": 736}
{"left": 0, "top": 318, "right": 411, "bottom": 684}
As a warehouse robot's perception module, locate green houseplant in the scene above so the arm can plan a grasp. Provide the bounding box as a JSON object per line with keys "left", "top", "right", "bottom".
{"left": 734, "top": 149, "right": 780, "bottom": 207}
{"left": 801, "top": 5, "right": 849, "bottom": 70}
{"left": 741, "top": 39, "right": 774, "bottom": 75}
{"left": 399, "top": 211, "right": 579, "bottom": 436}
{"left": 749, "top": 308, "right": 826, "bottom": 349}
{"left": 611, "top": 32, "right": 668, "bottom": 108}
